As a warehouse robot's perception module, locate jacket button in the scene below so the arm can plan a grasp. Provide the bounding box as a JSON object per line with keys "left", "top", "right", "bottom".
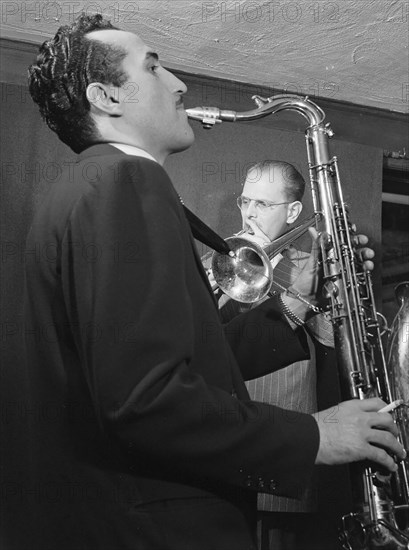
{"left": 245, "top": 475, "right": 253, "bottom": 488}
{"left": 257, "top": 477, "right": 265, "bottom": 490}
{"left": 269, "top": 480, "right": 278, "bottom": 492}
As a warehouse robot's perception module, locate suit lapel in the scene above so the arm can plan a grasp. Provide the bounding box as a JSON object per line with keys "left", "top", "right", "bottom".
{"left": 186, "top": 223, "right": 219, "bottom": 305}
{"left": 79, "top": 144, "right": 218, "bottom": 306}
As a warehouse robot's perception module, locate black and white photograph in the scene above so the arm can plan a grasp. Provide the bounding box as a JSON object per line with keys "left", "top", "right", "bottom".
{"left": 1, "top": 2, "right": 408, "bottom": 549}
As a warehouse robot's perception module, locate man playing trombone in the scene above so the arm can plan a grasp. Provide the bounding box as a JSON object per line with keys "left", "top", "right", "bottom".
{"left": 211, "top": 160, "right": 375, "bottom": 549}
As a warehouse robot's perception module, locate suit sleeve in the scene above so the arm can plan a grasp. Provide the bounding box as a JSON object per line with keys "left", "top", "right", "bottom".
{"left": 305, "top": 312, "right": 334, "bottom": 347}
{"left": 218, "top": 295, "right": 310, "bottom": 381}
{"left": 224, "top": 300, "right": 310, "bottom": 381}
{"left": 61, "top": 158, "right": 319, "bottom": 498}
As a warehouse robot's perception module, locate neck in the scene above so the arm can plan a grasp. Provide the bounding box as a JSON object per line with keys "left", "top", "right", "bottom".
{"left": 95, "top": 120, "right": 167, "bottom": 165}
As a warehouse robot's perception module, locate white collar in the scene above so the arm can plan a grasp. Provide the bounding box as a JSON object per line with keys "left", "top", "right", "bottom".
{"left": 109, "top": 143, "right": 158, "bottom": 163}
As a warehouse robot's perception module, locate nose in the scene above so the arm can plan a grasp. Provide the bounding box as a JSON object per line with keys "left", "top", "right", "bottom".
{"left": 246, "top": 200, "right": 258, "bottom": 218}
{"left": 163, "top": 67, "right": 188, "bottom": 95}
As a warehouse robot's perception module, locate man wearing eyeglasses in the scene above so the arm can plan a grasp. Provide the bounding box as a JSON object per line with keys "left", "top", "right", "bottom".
{"left": 219, "top": 160, "right": 374, "bottom": 550}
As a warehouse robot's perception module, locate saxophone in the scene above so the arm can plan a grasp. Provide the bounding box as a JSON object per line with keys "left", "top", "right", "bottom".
{"left": 186, "top": 95, "right": 409, "bottom": 549}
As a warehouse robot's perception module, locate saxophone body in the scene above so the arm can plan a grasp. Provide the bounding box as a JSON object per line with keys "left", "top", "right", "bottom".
{"left": 187, "top": 95, "right": 409, "bottom": 549}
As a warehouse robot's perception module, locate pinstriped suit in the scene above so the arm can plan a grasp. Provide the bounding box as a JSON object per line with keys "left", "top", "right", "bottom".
{"left": 219, "top": 246, "right": 334, "bottom": 514}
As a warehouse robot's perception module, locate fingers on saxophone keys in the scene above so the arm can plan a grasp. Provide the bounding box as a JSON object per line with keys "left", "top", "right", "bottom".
{"left": 369, "top": 413, "right": 397, "bottom": 440}
{"left": 352, "top": 232, "right": 368, "bottom": 247}
{"left": 367, "top": 410, "right": 406, "bottom": 461}
{"left": 354, "top": 248, "right": 374, "bottom": 271}
{"left": 368, "top": 434, "right": 406, "bottom": 469}
{"left": 360, "top": 397, "right": 387, "bottom": 411}
{"left": 355, "top": 246, "right": 374, "bottom": 260}
{"left": 359, "top": 248, "right": 375, "bottom": 264}
{"left": 368, "top": 446, "right": 400, "bottom": 473}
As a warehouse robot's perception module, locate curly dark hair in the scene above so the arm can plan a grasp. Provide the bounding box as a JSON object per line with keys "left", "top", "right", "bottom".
{"left": 28, "top": 14, "right": 129, "bottom": 153}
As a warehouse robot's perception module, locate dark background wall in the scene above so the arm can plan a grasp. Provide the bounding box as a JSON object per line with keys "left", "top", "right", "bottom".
{"left": 1, "top": 38, "right": 407, "bottom": 548}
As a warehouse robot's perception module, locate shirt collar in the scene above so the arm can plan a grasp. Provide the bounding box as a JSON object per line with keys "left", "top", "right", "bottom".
{"left": 109, "top": 143, "right": 158, "bottom": 163}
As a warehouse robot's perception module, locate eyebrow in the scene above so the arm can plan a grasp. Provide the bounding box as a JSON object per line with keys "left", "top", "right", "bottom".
{"left": 145, "top": 51, "right": 159, "bottom": 62}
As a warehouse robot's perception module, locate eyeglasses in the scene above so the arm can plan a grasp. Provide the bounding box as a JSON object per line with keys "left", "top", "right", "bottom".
{"left": 236, "top": 196, "right": 291, "bottom": 212}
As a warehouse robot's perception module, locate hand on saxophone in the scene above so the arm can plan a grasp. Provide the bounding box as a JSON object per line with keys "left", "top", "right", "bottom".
{"left": 281, "top": 229, "right": 376, "bottom": 320}
{"left": 279, "top": 227, "right": 321, "bottom": 322}
{"left": 354, "top": 234, "right": 375, "bottom": 271}
{"left": 312, "top": 397, "right": 407, "bottom": 472}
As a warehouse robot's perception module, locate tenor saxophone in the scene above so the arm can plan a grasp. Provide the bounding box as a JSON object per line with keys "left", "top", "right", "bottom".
{"left": 187, "top": 95, "right": 409, "bottom": 549}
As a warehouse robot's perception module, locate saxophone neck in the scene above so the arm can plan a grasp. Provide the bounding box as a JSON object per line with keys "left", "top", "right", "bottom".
{"left": 186, "top": 94, "right": 326, "bottom": 128}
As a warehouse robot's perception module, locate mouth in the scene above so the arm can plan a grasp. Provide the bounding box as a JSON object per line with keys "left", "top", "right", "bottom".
{"left": 175, "top": 98, "right": 185, "bottom": 110}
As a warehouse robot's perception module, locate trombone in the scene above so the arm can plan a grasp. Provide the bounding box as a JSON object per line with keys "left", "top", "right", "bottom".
{"left": 204, "top": 215, "right": 316, "bottom": 303}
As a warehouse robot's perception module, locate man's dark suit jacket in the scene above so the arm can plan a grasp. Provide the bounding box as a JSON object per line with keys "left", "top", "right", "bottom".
{"left": 23, "top": 144, "right": 319, "bottom": 550}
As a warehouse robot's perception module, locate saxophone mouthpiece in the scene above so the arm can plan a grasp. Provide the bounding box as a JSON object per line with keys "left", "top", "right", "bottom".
{"left": 185, "top": 107, "right": 211, "bottom": 120}
{"left": 186, "top": 106, "right": 237, "bottom": 128}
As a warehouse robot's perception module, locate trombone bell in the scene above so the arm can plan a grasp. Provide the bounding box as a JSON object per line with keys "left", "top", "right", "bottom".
{"left": 210, "top": 216, "right": 316, "bottom": 304}
{"left": 212, "top": 237, "right": 273, "bottom": 303}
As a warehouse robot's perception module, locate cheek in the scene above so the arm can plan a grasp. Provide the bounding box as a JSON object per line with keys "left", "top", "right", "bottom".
{"left": 263, "top": 217, "right": 282, "bottom": 240}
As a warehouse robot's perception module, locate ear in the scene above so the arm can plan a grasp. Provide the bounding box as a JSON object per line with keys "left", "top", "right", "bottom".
{"left": 86, "top": 82, "right": 123, "bottom": 116}
{"left": 286, "top": 201, "right": 303, "bottom": 224}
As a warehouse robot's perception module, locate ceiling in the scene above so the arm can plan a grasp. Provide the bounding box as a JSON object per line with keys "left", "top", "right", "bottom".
{"left": 1, "top": 0, "right": 408, "bottom": 113}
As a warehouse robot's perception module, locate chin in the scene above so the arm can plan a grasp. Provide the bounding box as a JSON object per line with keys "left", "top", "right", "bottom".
{"left": 171, "top": 128, "right": 195, "bottom": 154}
